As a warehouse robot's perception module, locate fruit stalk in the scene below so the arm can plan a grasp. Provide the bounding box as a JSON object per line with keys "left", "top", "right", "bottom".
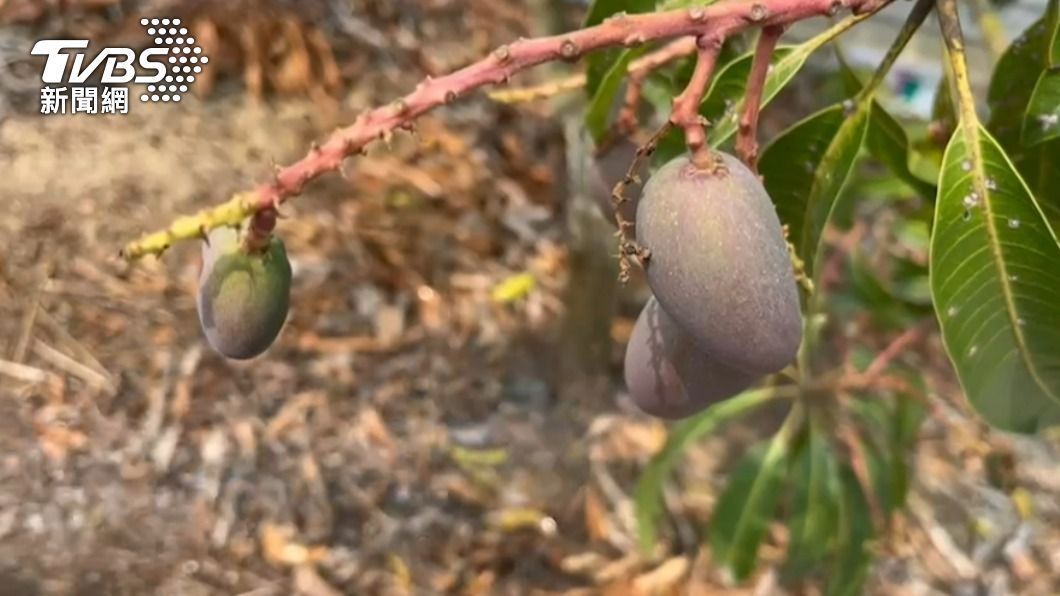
{"left": 735, "top": 25, "right": 785, "bottom": 171}
{"left": 121, "top": 0, "right": 893, "bottom": 261}
{"left": 669, "top": 40, "right": 723, "bottom": 168}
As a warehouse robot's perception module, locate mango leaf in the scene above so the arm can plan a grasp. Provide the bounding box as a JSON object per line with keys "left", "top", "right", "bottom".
{"left": 710, "top": 426, "right": 792, "bottom": 582}
{"left": 1018, "top": 140, "right": 1060, "bottom": 231}
{"left": 583, "top": 0, "right": 655, "bottom": 97}
{"left": 930, "top": 123, "right": 1060, "bottom": 433}
{"left": 584, "top": 48, "right": 646, "bottom": 142}
{"left": 1022, "top": 72, "right": 1060, "bottom": 146}
{"left": 708, "top": 14, "right": 870, "bottom": 147}
{"left": 825, "top": 468, "right": 875, "bottom": 596}
{"left": 700, "top": 47, "right": 794, "bottom": 125}
{"left": 658, "top": 0, "right": 718, "bottom": 10}
{"left": 634, "top": 388, "right": 777, "bottom": 552}
{"left": 867, "top": 103, "right": 938, "bottom": 197}
{"left": 985, "top": 16, "right": 1060, "bottom": 231}
{"left": 583, "top": 0, "right": 654, "bottom": 28}
{"left": 987, "top": 18, "right": 1048, "bottom": 150}
{"left": 784, "top": 429, "right": 840, "bottom": 574}
{"left": 760, "top": 102, "right": 871, "bottom": 280}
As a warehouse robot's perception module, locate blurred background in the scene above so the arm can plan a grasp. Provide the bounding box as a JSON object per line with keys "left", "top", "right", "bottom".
{"left": 1, "top": 1, "right": 1059, "bottom": 594}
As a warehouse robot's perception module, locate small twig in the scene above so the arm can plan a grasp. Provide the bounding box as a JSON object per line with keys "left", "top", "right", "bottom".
{"left": 735, "top": 25, "right": 784, "bottom": 171}
{"left": 487, "top": 72, "right": 587, "bottom": 103}
{"left": 669, "top": 38, "right": 723, "bottom": 168}
{"left": 0, "top": 358, "right": 56, "bottom": 385}
{"left": 490, "top": 37, "right": 697, "bottom": 109}
{"left": 861, "top": 319, "right": 932, "bottom": 381}
{"left": 855, "top": 0, "right": 935, "bottom": 104}
{"left": 610, "top": 122, "right": 673, "bottom": 282}
{"left": 617, "top": 37, "right": 699, "bottom": 133}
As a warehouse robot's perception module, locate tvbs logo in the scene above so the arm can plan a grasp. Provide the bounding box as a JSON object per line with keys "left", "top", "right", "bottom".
{"left": 32, "top": 18, "right": 208, "bottom": 116}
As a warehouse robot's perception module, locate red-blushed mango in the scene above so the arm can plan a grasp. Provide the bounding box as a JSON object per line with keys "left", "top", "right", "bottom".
{"left": 635, "top": 152, "right": 801, "bottom": 374}
{"left": 196, "top": 226, "right": 291, "bottom": 360}
{"left": 624, "top": 297, "right": 760, "bottom": 419}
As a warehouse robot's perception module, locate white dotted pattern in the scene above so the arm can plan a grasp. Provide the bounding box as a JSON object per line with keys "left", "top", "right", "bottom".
{"left": 138, "top": 17, "right": 209, "bottom": 103}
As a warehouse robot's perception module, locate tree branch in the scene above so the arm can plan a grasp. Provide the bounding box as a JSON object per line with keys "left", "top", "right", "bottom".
{"left": 735, "top": 25, "right": 784, "bottom": 171}
{"left": 121, "top": 0, "right": 892, "bottom": 261}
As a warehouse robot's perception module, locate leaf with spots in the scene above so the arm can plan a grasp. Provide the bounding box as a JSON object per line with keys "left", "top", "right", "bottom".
{"left": 1021, "top": 72, "right": 1060, "bottom": 147}
{"left": 930, "top": 123, "right": 1060, "bottom": 432}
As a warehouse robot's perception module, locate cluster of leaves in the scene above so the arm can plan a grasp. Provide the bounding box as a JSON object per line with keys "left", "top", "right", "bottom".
{"left": 582, "top": 0, "right": 1060, "bottom": 591}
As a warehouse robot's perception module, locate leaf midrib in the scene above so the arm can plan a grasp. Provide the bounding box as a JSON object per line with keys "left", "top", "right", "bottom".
{"left": 955, "top": 121, "right": 1060, "bottom": 403}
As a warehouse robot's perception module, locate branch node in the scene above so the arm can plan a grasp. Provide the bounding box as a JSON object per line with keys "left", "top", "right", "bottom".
{"left": 623, "top": 32, "right": 647, "bottom": 48}
{"left": 749, "top": 3, "right": 769, "bottom": 22}
{"left": 444, "top": 90, "right": 458, "bottom": 103}
{"left": 493, "top": 45, "right": 512, "bottom": 63}
{"left": 688, "top": 7, "right": 707, "bottom": 22}
{"left": 559, "top": 39, "right": 581, "bottom": 61}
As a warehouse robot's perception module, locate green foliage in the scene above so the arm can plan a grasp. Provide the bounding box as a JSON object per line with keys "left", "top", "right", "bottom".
{"left": 585, "top": 48, "right": 646, "bottom": 141}
{"left": 930, "top": 123, "right": 1060, "bottom": 432}
{"left": 759, "top": 102, "right": 870, "bottom": 281}
{"left": 634, "top": 388, "right": 781, "bottom": 552}
{"left": 583, "top": 0, "right": 656, "bottom": 98}
{"left": 709, "top": 432, "right": 791, "bottom": 582}
{"left": 596, "top": 0, "right": 1060, "bottom": 590}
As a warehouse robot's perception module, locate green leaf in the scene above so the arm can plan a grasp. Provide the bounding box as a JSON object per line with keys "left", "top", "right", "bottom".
{"left": 867, "top": 103, "right": 938, "bottom": 197}
{"left": 710, "top": 423, "right": 793, "bottom": 582}
{"left": 583, "top": 0, "right": 655, "bottom": 97}
{"left": 785, "top": 429, "right": 840, "bottom": 573}
{"left": 825, "top": 468, "right": 875, "bottom": 596}
{"left": 1017, "top": 140, "right": 1060, "bottom": 231}
{"left": 987, "top": 18, "right": 1048, "bottom": 150}
{"left": 634, "top": 388, "right": 778, "bottom": 552}
{"left": 930, "top": 122, "right": 1060, "bottom": 433}
{"left": 759, "top": 102, "right": 871, "bottom": 280}
{"left": 708, "top": 14, "right": 871, "bottom": 148}
{"left": 584, "top": 48, "right": 646, "bottom": 142}
{"left": 658, "top": 0, "right": 718, "bottom": 10}
{"left": 700, "top": 47, "right": 795, "bottom": 125}
{"left": 583, "top": 0, "right": 655, "bottom": 28}
{"left": 1022, "top": 71, "right": 1060, "bottom": 146}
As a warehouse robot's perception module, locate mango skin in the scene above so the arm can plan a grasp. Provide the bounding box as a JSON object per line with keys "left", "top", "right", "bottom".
{"left": 196, "top": 227, "right": 291, "bottom": 360}
{"left": 625, "top": 297, "right": 759, "bottom": 419}
{"left": 636, "top": 152, "right": 801, "bottom": 374}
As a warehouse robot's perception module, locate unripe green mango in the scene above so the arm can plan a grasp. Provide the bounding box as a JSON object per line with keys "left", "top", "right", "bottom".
{"left": 624, "top": 297, "right": 759, "bottom": 419}
{"left": 635, "top": 152, "right": 801, "bottom": 374}
{"left": 196, "top": 226, "right": 291, "bottom": 360}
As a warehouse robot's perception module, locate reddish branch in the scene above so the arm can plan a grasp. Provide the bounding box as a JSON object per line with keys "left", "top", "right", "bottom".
{"left": 735, "top": 25, "right": 785, "bottom": 171}
{"left": 122, "top": 0, "right": 892, "bottom": 260}
{"left": 669, "top": 39, "right": 724, "bottom": 168}
{"left": 616, "top": 37, "right": 698, "bottom": 134}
